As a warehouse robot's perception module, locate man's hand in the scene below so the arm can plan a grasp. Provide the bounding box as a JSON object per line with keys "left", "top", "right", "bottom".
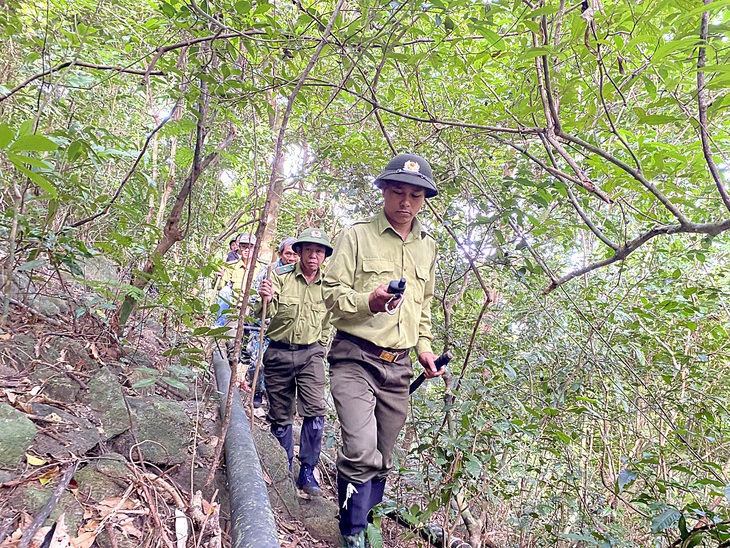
{"left": 235, "top": 378, "right": 252, "bottom": 393}
{"left": 418, "top": 352, "right": 446, "bottom": 379}
{"left": 369, "top": 284, "right": 404, "bottom": 313}
{"left": 259, "top": 278, "right": 275, "bottom": 303}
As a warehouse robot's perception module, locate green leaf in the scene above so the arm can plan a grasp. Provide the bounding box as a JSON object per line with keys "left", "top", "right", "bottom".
{"left": 7, "top": 153, "right": 53, "bottom": 169}
{"left": 9, "top": 162, "right": 58, "bottom": 197}
{"left": 9, "top": 134, "right": 59, "bottom": 152}
{"left": 679, "top": 515, "right": 689, "bottom": 540}
{"left": 617, "top": 469, "right": 636, "bottom": 493}
{"left": 366, "top": 524, "right": 383, "bottom": 548}
{"left": 0, "top": 123, "right": 14, "bottom": 149}
{"left": 651, "top": 508, "right": 681, "bottom": 534}
{"left": 17, "top": 260, "right": 48, "bottom": 271}
{"left": 464, "top": 456, "right": 482, "bottom": 478}
{"left": 131, "top": 377, "right": 158, "bottom": 388}
{"left": 161, "top": 377, "right": 189, "bottom": 391}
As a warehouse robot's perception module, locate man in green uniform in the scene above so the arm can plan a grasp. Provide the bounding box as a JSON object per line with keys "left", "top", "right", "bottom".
{"left": 254, "top": 228, "right": 333, "bottom": 497}
{"left": 215, "top": 232, "right": 257, "bottom": 327}
{"left": 322, "top": 153, "right": 445, "bottom": 547}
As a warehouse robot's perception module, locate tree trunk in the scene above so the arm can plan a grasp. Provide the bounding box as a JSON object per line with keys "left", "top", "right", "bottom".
{"left": 113, "top": 83, "right": 235, "bottom": 335}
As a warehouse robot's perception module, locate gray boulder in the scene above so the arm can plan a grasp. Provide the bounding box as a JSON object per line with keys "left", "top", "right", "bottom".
{"left": 30, "top": 404, "right": 100, "bottom": 458}
{"left": 253, "top": 426, "right": 339, "bottom": 545}
{"left": 74, "top": 453, "right": 130, "bottom": 501}
{"left": 0, "top": 334, "right": 36, "bottom": 371}
{"left": 81, "top": 366, "right": 129, "bottom": 439}
{"left": 79, "top": 255, "right": 120, "bottom": 284}
{"left": 32, "top": 365, "right": 81, "bottom": 402}
{"left": 9, "top": 486, "right": 84, "bottom": 535}
{"left": 109, "top": 396, "right": 190, "bottom": 466}
{"left": 0, "top": 403, "right": 37, "bottom": 468}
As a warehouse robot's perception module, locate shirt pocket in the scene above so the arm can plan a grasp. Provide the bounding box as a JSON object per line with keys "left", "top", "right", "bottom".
{"left": 308, "top": 302, "right": 328, "bottom": 329}
{"left": 360, "top": 258, "right": 396, "bottom": 291}
{"left": 410, "top": 264, "right": 431, "bottom": 304}
{"left": 276, "top": 295, "right": 298, "bottom": 322}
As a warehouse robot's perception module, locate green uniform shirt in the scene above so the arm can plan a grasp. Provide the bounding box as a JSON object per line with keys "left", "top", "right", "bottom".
{"left": 322, "top": 209, "right": 437, "bottom": 356}
{"left": 253, "top": 262, "right": 331, "bottom": 346}
{"left": 222, "top": 258, "right": 264, "bottom": 307}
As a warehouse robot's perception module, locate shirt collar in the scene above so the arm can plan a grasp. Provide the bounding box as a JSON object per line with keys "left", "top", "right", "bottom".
{"left": 294, "top": 261, "right": 322, "bottom": 283}
{"left": 375, "top": 209, "right": 427, "bottom": 241}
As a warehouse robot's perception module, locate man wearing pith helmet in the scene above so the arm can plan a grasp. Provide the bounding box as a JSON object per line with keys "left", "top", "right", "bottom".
{"left": 322, "top": 153, "right": 445, "bottom": 547}
{"left": 254, "top": 227, "right": 333, "bottom": 498}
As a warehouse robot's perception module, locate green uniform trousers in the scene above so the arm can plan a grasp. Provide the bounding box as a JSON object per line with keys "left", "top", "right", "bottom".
{"left": 263, "top": 342, "right": 326, "bottom": 427}
{"left": 328, "top": 332, "right": 413, "bottom": 484}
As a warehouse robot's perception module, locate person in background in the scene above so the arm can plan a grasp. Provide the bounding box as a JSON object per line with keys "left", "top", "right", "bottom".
{"left": 215, "top": 233, "right": 257, "bottom": 328}
{"left": 225, "top": 237, "right": 240, "bottom": 262}
{"left": 245, "top": 236, "right": 299, "bottom": 407}
{"left": 322, "top": 154, "right": 445, "bottom": 547}
{"left": 254, "top": 228, "right": 332, "bottom": 497}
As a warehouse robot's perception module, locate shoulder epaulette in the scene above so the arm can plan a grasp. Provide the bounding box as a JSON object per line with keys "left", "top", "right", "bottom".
{"left": 275, "top": 264, "right": 296, "bottom": 276}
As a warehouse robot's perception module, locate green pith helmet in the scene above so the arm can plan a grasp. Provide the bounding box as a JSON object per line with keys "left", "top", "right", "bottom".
{"left": 293, "top": 228, "right": 333, "bottom": 257}
{"left": 373, "top": 153, "right": 438, "bottom": 198}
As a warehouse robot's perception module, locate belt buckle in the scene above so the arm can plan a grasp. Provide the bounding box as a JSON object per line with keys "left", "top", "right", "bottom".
{"left": 288, "top": 344, "right": 298, "bottom": 351}
{"left": 378, "top": 350, "right": 397, "bottom": 363}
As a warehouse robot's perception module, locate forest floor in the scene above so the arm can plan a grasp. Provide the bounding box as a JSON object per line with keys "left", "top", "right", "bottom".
{"left": 0, "top": 275, "right": 438, "bottom": 548}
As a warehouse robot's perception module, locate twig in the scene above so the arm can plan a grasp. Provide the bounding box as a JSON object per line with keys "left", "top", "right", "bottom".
{"left": 144, "top": 32, "right": 264, "bottom": 80}
{"left": 5, "top": 296, "right": 64, "bottom": 327}
{"left": 71, "top": 100, "right": 180, "bottom": 228}
{"left": 278, "top": 76, "right": 543, "bottom": 135}
{"left": 697, "top": 0, "right": 730, "bottom": 213}
{"left": 424, "top": 200, "right": 493, "bottom": 298}
{"left": 558, "top": 131, "right": 689, "bottom": 224}
{"left": 536, "top": 132, "right": 618, "bottom": 250}
{"left": 0, "top": 61, "right": 164, "bottom": 103}
{"left": 19, "top": 462, "right": 78, "bottom": 548}
{"left": 141, "top": 472, "right": 186, "bottom": 508}
{"left": 543, "top": 218, "right": 730, "bottom": 293}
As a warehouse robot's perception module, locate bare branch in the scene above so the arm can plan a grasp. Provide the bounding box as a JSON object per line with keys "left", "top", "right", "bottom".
{"left": 0, "top": 61, "right": 164, "bottom": 103}
{"left": 543, "top": 219, "right": 730, "bottom": 293}
{"left": 144, "top": 31, "right": 265, "bottom": 80}
{"left": 558, "top": 131, "right": 690, "bottom": 224}
{"left": 290, "top": 78, "right": 543, "bottom": 135}
{"left": 70, "top": 100, "right": 181, "bottom": 228}
{"left": 531, "top": 21, "right": 612, "bottom": 204}
{"left": 697, "top": 0, "right": 730, "bottom": 213}
{"left": 535, "top": 133, "right": 619, "bottom": 250}
{"left": 543, "top": 133, "right": 613, "bottom": 203}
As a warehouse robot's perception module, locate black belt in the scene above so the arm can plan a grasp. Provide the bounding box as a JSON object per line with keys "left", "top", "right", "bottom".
{"left": 268, "top": 340, "right": 318, "bottom": 351}
{"left": 334, "top": 331, "right": 409, "bottom": 363}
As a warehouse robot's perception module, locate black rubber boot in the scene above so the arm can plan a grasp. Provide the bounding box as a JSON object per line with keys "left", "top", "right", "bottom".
{"left": 338, "top": 474, "right": 371, "bottom": 544}
{"left": 299, "top": 416, "right": 324, "bottom": 466}
{"left": 271, "top": 424, "right": 294, "bottom": 472}
{"left": 296, "top": 463, "right": 322, "bottom": 497}
{"left": 368, "top": 476, "right": 386, "bottom": 522}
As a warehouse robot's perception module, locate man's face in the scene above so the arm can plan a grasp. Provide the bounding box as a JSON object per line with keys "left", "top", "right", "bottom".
{"left": 229, "top": 241, "right": 237, "bottom": 251}
{"left": 382, "top": 182, "right": 425, "bottom": 227}
{"left": 238, "top": 243, "right": 254, "bottom": 261}
{"left": 279, "top": 244, "right": 298, "bottom": 265}
{"left": 299, "top": 243, "right": 326, "bottom": 275}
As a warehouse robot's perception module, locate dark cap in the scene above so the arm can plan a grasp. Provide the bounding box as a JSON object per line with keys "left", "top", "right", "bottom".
{"left": 374, "top": 153, "right": 438, "bottom": 198}
{"left": 293, "top": 228, "right": 333, "bottom": 257}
